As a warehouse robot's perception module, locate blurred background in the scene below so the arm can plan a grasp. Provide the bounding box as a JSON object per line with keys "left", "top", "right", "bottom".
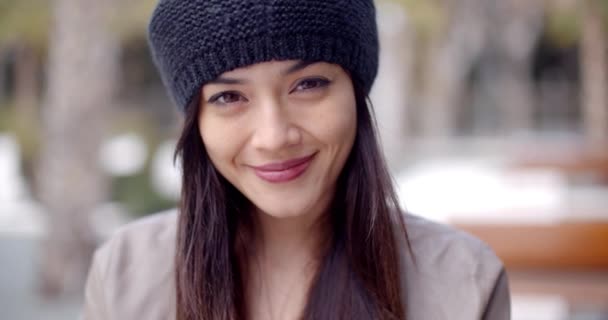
{"left": 0, "top": 0, "right": 606, "bottom": 319}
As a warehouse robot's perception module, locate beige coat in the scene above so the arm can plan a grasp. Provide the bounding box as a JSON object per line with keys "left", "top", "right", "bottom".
{"left": 81, "top": 210, "right": 510, "bottom": 319}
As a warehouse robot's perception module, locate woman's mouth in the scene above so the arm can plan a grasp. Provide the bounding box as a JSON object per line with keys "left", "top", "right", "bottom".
{"left": 251, "top": 153, "right": 316, "bottom": 183}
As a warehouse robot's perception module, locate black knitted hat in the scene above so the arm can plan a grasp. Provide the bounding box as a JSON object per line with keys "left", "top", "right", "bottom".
{"left": 148, "top": 0, "right": 379, "bottom": 113}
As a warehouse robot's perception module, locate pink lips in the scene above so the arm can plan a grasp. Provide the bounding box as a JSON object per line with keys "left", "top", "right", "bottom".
{"left": 251, "top": 153, "right": 316, "bottom": 183}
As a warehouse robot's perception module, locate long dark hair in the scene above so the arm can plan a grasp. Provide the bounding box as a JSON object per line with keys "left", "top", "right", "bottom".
{"left": 174, "top": 76, "right": 409, "bottom": 320}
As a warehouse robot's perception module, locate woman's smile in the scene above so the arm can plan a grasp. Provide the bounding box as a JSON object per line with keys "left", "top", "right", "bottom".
{"left": 249, "top": 153, "right": 317, "bottom": 183}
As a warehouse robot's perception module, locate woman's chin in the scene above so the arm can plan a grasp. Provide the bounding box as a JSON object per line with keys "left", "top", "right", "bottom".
{"left": 256, "top": 206, "right": 309, "bottom": 220}
{"left": 253, "top": 199, "right": 321, "bottom": 221}
{"left": 245, "top": 188, "right": 332, "bottom": 221}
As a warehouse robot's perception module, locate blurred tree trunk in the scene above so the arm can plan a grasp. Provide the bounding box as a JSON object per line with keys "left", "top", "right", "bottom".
{"left": 371, "top": 2, "right": 413, "bottom": 172}
{"left": 13, "top": 42, "right": 40, "bottom": 115}
{"left": 0, "top": 44, "right": 7, "bottom": 104}
{"left": 37, "top": 0, "right": 118, "bottom": 297}
{"left": 487, "top": 0, "right": 543, "bottom": 134}
{"left": 580, "top": 0, "right": 608, "bottom": 144}
{"left": 419, "top": 0, "right": 488, "bottom": 137}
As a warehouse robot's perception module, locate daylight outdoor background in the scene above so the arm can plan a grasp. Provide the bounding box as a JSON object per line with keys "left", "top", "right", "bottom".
{"left": 1, "top": 0, "right": 607, "bottom": 319}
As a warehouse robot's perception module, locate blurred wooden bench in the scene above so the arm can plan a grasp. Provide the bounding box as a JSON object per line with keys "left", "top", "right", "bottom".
{"left": 457, "top": 144, "right": 608, "bottom": 309}
{"left": 507, "top": 270, "right": 608, "bottom": 307}
{"left": 509, "top": 147, "right": 608, "bottom": 182}
{"left": 455, "top": 221, "right": 608, "bottom": 270}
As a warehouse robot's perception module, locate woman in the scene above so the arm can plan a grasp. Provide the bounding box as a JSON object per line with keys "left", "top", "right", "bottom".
{"left": 82, "top": 1, "right": 510, "bottom": 319}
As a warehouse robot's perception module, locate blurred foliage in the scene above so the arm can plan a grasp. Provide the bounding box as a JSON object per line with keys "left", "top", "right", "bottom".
{"left": 0, "top": 103, "right": 40, "bottom": 177}
{"left": 0, "top": 0, "right": 178, "bottom": 217}
{"left": 111, "top": 167, "right": 177, "bottom": 217}
{"left": 108, "top": 0, "right": 158, "bottom": 42}
{"left": 103, "top": 109, "right": 177, "bottom": 216}
{"left": 105, "top": 107, "right": 179, "bottom": 216}
{"left": 0, "top": 0, "right": 158, "bottom": 49}
{"left": 0, "top": 0, "right": 51, "bottom": 50}
{"left": 596, "top": 0, "right": 608, "bottom": 29}
{"left": 382, "top": 0, "right": 446, "bottom": 41}
{"left": 545, "top": 3, "right": 581, "bottom": 48}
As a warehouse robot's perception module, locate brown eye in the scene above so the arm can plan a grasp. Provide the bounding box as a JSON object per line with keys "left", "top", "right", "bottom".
{"left": 208, "top": 91, "right": 246, "bottom": 106}
{"left": 293, "top": 78, "right": 330, "bottom": 92}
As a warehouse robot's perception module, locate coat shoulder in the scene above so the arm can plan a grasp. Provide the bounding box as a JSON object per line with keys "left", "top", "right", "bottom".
{"left": 402, "top": 213, "right": 504, "bottom": 278}
{"left": 399, "top": 213, "right": 509, "bottom": 320}
{"left": 95, "top": 208, "right": 178, "bottom": 269}
{"left": 84, "top": 209, "right": 178, "bottom": 320}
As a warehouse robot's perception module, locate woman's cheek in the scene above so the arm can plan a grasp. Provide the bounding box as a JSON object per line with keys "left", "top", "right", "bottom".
{"left": 314, "top": 97, "right": 357, "bottom": 145}
{"left": 200, "top": 117, "right": 240, "bottom": 163}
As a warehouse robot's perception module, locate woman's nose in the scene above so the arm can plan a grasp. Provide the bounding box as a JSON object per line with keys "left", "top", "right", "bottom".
{"left": 250, "top": 99, "right": 301, "bottom": 152}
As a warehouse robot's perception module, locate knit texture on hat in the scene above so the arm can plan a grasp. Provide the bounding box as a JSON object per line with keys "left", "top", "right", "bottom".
{"left": 148, "top": 0, "right": 379, "bottom": 113}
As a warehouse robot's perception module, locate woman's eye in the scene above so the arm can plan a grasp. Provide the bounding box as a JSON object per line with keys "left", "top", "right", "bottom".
{"left": 293, "top": 78, "right": 330, "bottom": 92}
{"left": 208, "top": 91, "right": 245, "bottom": 105}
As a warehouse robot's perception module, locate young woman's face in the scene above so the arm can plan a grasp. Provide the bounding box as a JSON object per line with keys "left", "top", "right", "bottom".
{"left": 198, "top": 60, "right": 357, "bottom": 219}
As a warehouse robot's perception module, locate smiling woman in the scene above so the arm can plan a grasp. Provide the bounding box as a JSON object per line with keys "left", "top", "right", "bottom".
{"left": 81, "top": 1, "right": 510, "bottom": 320}
{"left": 199, "top": 61, "right": 356, "bottom": 219}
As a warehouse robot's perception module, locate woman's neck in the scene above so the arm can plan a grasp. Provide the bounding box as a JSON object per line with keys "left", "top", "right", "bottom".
{"left": 246, "top": 209, "right": 329, "bottom": 320}
{"left": 254, "top": 208, "right": 327, "bottom": 265}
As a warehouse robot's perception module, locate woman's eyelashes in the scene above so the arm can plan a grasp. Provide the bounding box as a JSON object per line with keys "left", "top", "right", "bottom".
{"left": 207, "top": 91, "right": 247, "bottom": 106}
{"left": 291, "top": 77, "right": 331, "bottom": 93}
{"left": 206, "top": 77, "right": 331, "bottom": 107}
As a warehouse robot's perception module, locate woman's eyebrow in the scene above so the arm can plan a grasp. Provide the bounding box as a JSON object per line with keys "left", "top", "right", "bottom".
{"left": 282, "top": 60, "right": 316, "bottom": 75}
